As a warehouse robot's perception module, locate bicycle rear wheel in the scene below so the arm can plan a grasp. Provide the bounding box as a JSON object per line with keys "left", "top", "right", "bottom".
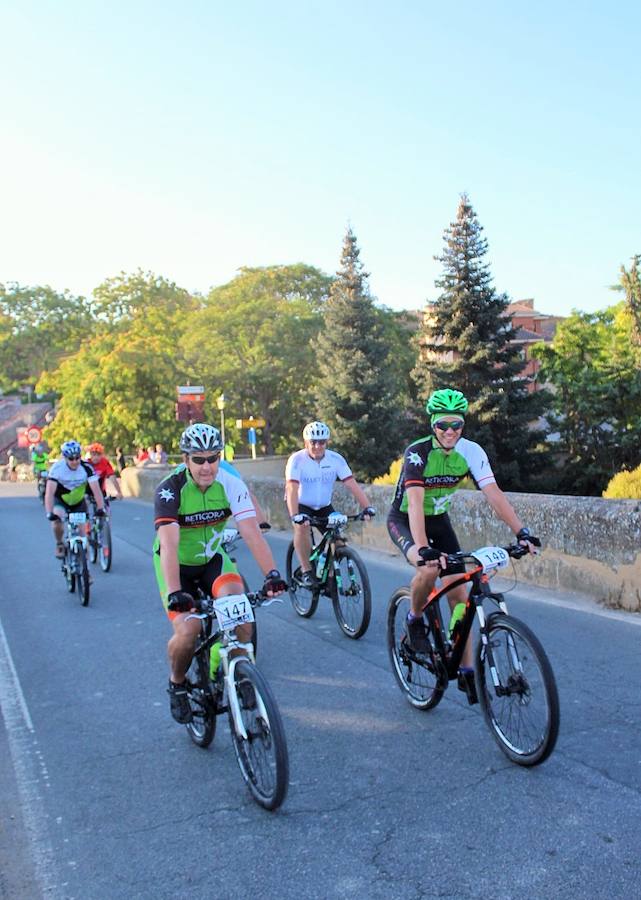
{"left": 330, "top": 546, "right": 371, "bottom": 639}
{"left": 387, "top": 588, "right": 446, "bottom": 710}
{"left": 476, "top": 613, "right": 560, "bottom": 766}
{"left": 99, "top": 520, "right": 112, "bottom": 572}
{"left": 186, "top": 652, "right": 217, "bottom": 748}
{"left": 285, "top": 541, "right": 319, "bottom": 618}
{"left": 229, "top": 659, "right": 289, "bottom": 810}
{"left": 75, "top": 546, "right": 90, "bottom": 606}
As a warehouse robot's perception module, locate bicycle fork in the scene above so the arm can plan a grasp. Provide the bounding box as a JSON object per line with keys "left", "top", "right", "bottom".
{"left": 220, "top": 646, "right": 268, "bottom": 741}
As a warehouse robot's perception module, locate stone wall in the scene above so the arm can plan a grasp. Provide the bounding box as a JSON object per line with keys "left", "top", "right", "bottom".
{"left": 122, "top": 466, "right": 641, "bottom": 612}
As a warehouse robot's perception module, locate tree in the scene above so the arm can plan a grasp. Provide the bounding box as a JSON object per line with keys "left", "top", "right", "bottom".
{"left": 0, "top": 283, "right": 93, "bottom": 392}
{"left": 38, "top": 273, "right": 198, "bottom": 451}
{"left": 612, "top": 255, "right": 641, "bottom": 350}
{"left": 412, "top": 194, "right": 549, "bottom": 490}
{"left": 182, "top": 265, "right": 331, "bottom": 455}
{"left": 314, "top": 227, "right": 402, "bottom": 481}
{"left": 533, "top": 303, "right": 641, "bottom": 495}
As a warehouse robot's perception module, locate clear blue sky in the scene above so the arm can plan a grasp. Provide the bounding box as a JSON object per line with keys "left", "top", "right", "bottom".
{"left": 2, "top": 0, "right": 639, "bottom": 316}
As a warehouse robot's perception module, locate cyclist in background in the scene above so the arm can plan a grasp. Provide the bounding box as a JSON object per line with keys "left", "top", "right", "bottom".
{"left": 86, "top": 443, "right": 123, "bottom": 501}
{"left": 45, "top": 440, "right": 106, "bottom": 558}
{"left": 153, "top": 423, "right": 286, "bottom": 725}
{"left": 386, "top": 389, "right": 540, "bottom": 702}
{"left": 31, "top": 444, "right": 49, "bottom": 477}
{"left": 285, "top": 421, "right": 375, "bottom": 589}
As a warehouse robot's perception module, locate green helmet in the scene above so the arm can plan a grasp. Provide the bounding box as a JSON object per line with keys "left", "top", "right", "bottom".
{"left": 426, "top": 388, "right": 468, "bottom": 415}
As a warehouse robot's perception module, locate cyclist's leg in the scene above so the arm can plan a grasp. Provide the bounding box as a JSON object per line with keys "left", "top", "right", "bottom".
{"left": 201, "top": 552, "right": 252, "bottom": 648}
{"left": 429, "top": 516, "right": 473, "bottom": 667}
{"left": 292, "top": 502, "right": 320, "bottom": 573}
{"left": 387, "top": 511, "right": 437, "bottom": 615}
{"left": 51, "top": 500, "right": 68, "bottom": 556}
{"left": 154, "top": 552, "right": 203, "bottom": 684}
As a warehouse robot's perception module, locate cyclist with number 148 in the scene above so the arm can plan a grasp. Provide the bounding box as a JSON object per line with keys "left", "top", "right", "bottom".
{"left": 386, "top": 389, "right": 540, "bottom": 703}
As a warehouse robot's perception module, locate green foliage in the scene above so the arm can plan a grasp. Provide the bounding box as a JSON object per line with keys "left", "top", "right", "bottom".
{"left": 182, "top": 265, "right": 331, "bottom": 455}
{"left": 412, "top": 194, "right": 550, "bottom": 490}
{"left": 0, "top": 283, "right": 93, "bottom": 391}
{"left": 38, "top": 272, "right": 197, "bottom": 452}
{"left": 603, "top": 463, "right": 641, "bottom": 499}
{"left": 314, "top": 228, "right": 404, "bottom": 481}
{"left": 533, "top": 301, "right": 641, "bottom": 495}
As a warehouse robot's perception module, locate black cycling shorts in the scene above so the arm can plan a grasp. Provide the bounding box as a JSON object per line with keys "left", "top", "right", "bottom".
{"left": 387, "top": 510, "right": 465, "bottom": 575}
{"left": 298, "top": 503, "right": 335, "bottom": 528}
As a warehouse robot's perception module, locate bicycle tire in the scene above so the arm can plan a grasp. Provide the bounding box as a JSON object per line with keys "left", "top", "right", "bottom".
{"left": 476, "top": 613, "right": 560, "bottom": 766}
{"left": 285, "top": 541, "right": 319, "bottom": 618}
{"left": 330, "top": 546, "right": 372, "bottom": 639}
{"left": 186, "top": 652, "right": 217, "bottom": 748}
{"left": 99, "top": 520, "right": 112, "bottom": 572}
{"left": 387, "top": 588, "right": 446, "bottom": 710}
{"left": 228, "top": 659, "right": 289, "bottom": 811}
{"left": 75, "top": 545, "right": 90, "bottom": 607}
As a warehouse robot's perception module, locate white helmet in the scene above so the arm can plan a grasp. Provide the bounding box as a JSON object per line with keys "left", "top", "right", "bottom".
{"left": 303, "top": 421, "right": 330, "bottom": 441}
{"left": 179, "top": 423, "right": 223, "bottom": 453}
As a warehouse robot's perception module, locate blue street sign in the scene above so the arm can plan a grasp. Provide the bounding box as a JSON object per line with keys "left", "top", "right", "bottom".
{"left": 247, "top": 427, "right": 257, "bottom": 445}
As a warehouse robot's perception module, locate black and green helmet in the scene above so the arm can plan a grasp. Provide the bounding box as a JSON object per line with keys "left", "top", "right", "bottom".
{"left": 426, "top": 388, "right": 468, "bottom": 415}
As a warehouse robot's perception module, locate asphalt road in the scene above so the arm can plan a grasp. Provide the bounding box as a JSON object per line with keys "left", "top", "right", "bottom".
{"left": 1, "top": 482, "right": 640, "bottom": 900}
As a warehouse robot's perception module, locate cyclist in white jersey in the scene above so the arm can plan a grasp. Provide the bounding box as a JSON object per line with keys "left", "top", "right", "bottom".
{"left": 285, "top": 421, "right": 375, "bottom": 588}
{"left": 45, "top": 440, "right": 107, "bottom": 558}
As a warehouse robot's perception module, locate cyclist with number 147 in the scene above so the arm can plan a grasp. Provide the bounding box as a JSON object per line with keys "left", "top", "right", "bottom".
{"left": 386, "top": 389, "right": 541, "bottom": 703}
{"left": 153, "top": 423, "right": 286, "bottom": 725}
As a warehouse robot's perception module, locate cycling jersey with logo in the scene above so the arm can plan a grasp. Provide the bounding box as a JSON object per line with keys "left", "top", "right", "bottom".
{"left": 285, "top": 448, "right": 353, "bottom": 509}
{"left": 47, "top": 459, "right": 98, "bottom": 506}
{"left": 153, "top": 464, "right": 256, "bottom": 566}
{"left": 89, "top": 456, "right": 115, "bottom": 493}
{"left": 391, "top": 436, "right": 496, "bottom": 517}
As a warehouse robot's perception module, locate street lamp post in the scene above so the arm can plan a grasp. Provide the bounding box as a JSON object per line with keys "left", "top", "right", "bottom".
{"left": 216, "top": 394, "right": 226, "bottom": 448}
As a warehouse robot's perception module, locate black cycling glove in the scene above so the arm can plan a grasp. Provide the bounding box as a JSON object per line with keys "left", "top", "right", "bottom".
{"left": 359, "top": 506, "right": 376, "bottom": 520}
{"left": 167, "top": 590, "right": 195, "bottom": 612}
{"left": 263, "top": 569, "right": 287, "bottom": 594}
{"left": 417, "top": 546, "right": 442, "bottom": 563}
{"left": 95, "top": 508, "right": 106, "bottom": 518}
{"left": 516, "top": 527, "right": 541, "bottom": 547}
{"left": 46, "top": 512, "right": 60, "bottom": 522}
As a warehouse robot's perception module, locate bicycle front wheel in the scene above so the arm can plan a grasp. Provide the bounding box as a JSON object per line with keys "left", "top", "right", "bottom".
{"left": 186, "top": 652, "right": 217, "bottom": 748}
{"left": 64, "top": 547, "right": 76, "bottom": 593}
{"left": 476, "top": 613, "right": 560, "bottom": 766}
{"left": 229, "top": 659, "right": 289, "bottom": 811}
{"left": 387, "top": 588, "right": 446, "bottom": 710}
{"left": 75, "top": 546, "right": 90, "bottom": 606}
{"left": 330, "top": 547, "right": 371, "bottom": 639}
{"left": 285, "top": 541, "right": 319, "bottom": 618}
{"left": 88, "top": 526, "right": 98, "bottom": 564}
{"left": 99, "top": 520, "right": 112, "bottom": 572}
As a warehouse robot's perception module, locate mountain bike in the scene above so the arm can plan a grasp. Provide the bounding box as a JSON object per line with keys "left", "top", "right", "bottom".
{"left": 286, "top": 512, "right": 372, "bottom": 639}
{"left": 88, "top": 497, "right": 116, "bottom": 572}
{"left": 60, "top": 511, "right": 91, "bottom": 607}
{"left": 183, "top": 588, "right": 289, "bottom": 811}
{"left": 387, "top": 544, "right": 560, "bottom": 766}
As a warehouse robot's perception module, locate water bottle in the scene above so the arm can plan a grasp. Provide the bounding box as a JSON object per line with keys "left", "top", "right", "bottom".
{"left": 448, "top": 602, "right": 466, "bottom": 641}
{"left": 209, "top": 641, "right": 222, "bottom": 679}
{"left": 315, "top": 549, "right": 327, "bottom": 580}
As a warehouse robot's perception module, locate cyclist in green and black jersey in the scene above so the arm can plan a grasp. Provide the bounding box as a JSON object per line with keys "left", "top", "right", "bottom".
{"left": 153, "top": 423, "right": 286, "bottom": 724}
{"left": 387, "top": 389, "right": 540, "bottom": 700}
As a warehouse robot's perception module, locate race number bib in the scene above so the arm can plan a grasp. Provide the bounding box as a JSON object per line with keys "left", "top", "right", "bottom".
{"left": 212, "top": 594, "right": 255, "bottom": 631}
{"left": 69, "top": 512, "right": 87, "bottom": 525}
{"left": 472, "top": 546, "right": 509, "bottom": 573}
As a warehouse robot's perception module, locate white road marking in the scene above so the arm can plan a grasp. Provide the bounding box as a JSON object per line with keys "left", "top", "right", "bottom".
{"left": 0, "top": 615, "right": 61, "bottom": 898}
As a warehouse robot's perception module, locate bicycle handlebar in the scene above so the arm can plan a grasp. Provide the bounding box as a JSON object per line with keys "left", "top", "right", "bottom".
{"left": 194, "top": 589, "right": 283, "bottom": 615}
{"left": 417, "top": 543, "right": 533, "bottom": 569}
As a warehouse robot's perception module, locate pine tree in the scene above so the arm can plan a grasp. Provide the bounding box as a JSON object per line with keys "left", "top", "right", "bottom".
{"left": 412, "top": 194, "right": 549, "bottom": 490}
{"left": 314, "top": 227, "right": 402, "bottom": 481}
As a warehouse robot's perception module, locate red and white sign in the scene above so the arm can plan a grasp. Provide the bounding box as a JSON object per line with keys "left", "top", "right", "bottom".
{"left": 26, "top": 426, "right": 43, "bottom": 444}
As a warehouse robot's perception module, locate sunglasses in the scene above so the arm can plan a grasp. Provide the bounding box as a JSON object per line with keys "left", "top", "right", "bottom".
{"left": 67, "top": 455, "right": 81, "bottom": 461}
{"left": 190, "top": 453, "right": 221, "bottom": 465}
{"left": 309, "top": 439, "right": 327, "bottom": 446}
{"left": 434, "top": 420, "right": 464, "bottom": 432}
